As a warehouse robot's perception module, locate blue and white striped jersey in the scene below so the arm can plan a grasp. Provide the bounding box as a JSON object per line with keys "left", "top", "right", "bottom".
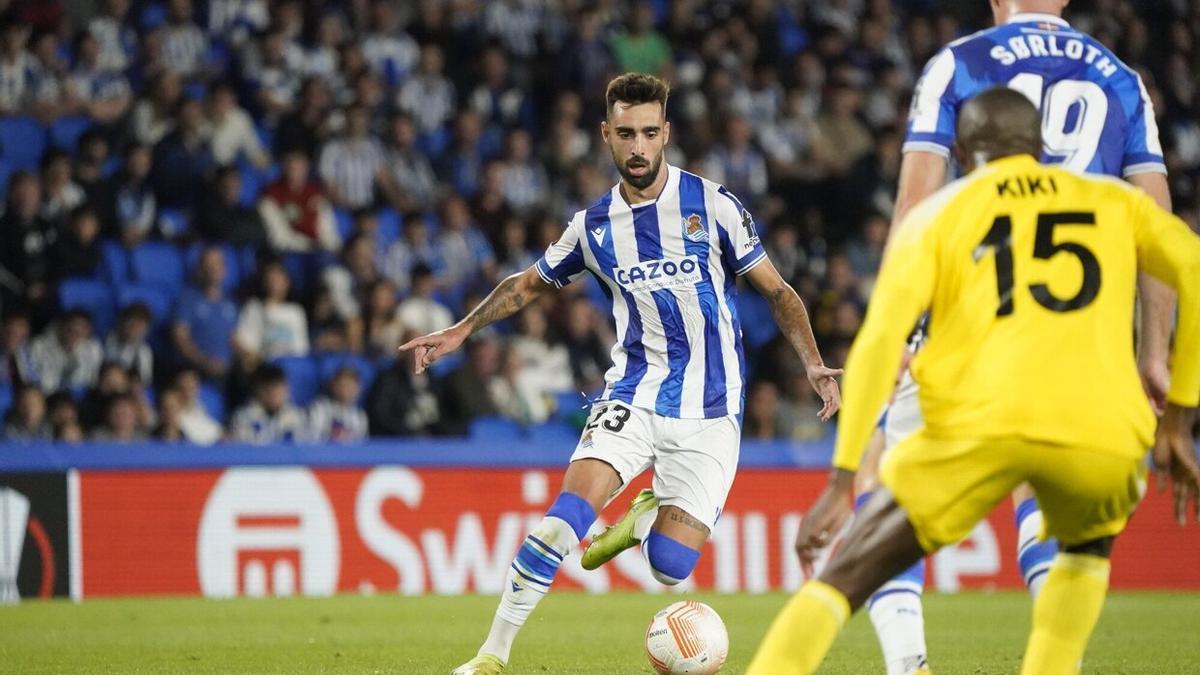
{"left": 906, "top": 12, "right": 1164, "bottom": 178}
{"left": 536, "top": 164, "right": 766, "bottom": 419}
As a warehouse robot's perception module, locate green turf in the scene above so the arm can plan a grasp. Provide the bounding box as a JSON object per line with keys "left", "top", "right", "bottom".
{"left": 0, "top": 591, "right": 1196, "bottom": 673}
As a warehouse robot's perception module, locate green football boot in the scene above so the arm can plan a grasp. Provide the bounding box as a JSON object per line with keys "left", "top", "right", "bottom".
{"left": 450, "top": 654, "right": 505, "bottom": 675}
{"left": 580, "top": 489, "right": 657, "bottom": 571}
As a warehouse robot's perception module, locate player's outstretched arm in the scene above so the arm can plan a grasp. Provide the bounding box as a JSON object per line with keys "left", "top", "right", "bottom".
{"left": 887, "top": 151, "right": 947, "bottom": 240}
{"left": 398, "top": 266, "right": 553, "bottom": 375}
{"left": 743, "top": 258, "right": 843, "bottom": 420}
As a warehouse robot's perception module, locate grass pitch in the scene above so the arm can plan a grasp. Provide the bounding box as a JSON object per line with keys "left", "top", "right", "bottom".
{"left": 1, "top": 591, "right": 1196, "bottom": 673}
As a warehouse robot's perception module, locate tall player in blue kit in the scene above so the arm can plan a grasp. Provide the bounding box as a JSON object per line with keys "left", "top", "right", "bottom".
{"left": 793, "top": 3, "right": 1174, "bottom": 675}
{"left": 400, "top": 72, "right": 843, "bottom": 675}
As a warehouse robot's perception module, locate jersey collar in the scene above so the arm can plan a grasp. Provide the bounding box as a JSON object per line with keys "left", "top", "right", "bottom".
{"left": 1007, "top": 12, "right": 1069, "bottom": 27}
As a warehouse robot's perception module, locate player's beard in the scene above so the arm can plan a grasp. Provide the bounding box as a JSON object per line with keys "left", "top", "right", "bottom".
{"left": 614, "top": 150, "right": 663, "bottom": 190}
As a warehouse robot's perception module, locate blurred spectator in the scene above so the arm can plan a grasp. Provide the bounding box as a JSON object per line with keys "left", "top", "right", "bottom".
{"left": 104, "top": 302, "right": 154, "bottom": 384}
{"left": 259, "top": 149, "right": 340, "bottom": 252}
{"left": 811, "top": 83, "right": 873, "bottom": 179}
{"left": 0, "top": 172, "right": 54, "bottom": 312}
{"left": 152, "top": 97, "right": 214, "bottom": 211}
{"left": 496, "top": 216, "right": 537, "bottom": 279}
{"left": 397, "top": 44, "right": 455, "bottom": 135}
{"left": 196, "top": 166, "right": 268, "bottom": 246}
{"left": 229, "top": 363, "right": 307, "bottom": 443}
{"left": 30, "top": 310, "right": 103, "bottom": 394}
{"left": 161, "top": 0, "right": 208, "bottom": 78}
{"left": 0, "top": 19, "right": 58, "bottom": 118}
{"left": 79, "top": 360, "right": 133, "bottom": 431}
{"left": 468, "top": 46, "right": 534, "bottom": 132}
{"left": 3, "top": 384, "right": 51, "bottom": 441}
{"left": 89, "top": 0, "right": 138, "bottom": 72}
{"left": 558, "top": 8, "right": 614, "bottom": 108}
{"left": 109, "top": 143, "right": 158, "bottom": 245}
{"left": 74, "top": 132, "right": 115, "bottom": 223}
{"left": 318, "top": 102, "right": 399, "bottom": 211}
{"left": 308, "top": 366, "right": 368, "bottom": 442}
{"left": 172, "top": 246, "right": 239, "bottom": 380}
{"left": 702, "top": 115, "right": 769, "bottom": 208}
{"left": 396, "top": 265, "right": 453, "bottom": 337}
{"left": 437, "top": 195, "right": 496, "bottom": 291}
{"left": 362, "top": 0, "right": 419, "bottom": 87}
{"left": 382, "top": 217, "right": 441, "bottom": 295}
{"left": 437, "top": 336, "right": 502, "bottom": 436}
{"left": 273, "top": 76, "right": 334, "bottom": 159}
{"left": 91, "top": 393, "right": 148, "bottom": 442}
{"left": 500, "top": 129, "right": 549, "bottom": 216}
{"left": 234, "top": 259, "right": 309, "bottom": 373}
{"left": 845, "top": 213, "right": 888, "bottom": 281}
{"left": 131, "top": 71, "right": 183, "bottom": 146}
{"left": 384, "top": 112, "right": 438, "bottom": 212}
{"left": 743, "top": 380, "right": 783, "bottom": 440}
{"left": 304, "top": 12, "right": 345, "bottom": 83}
{"left": 65, "top": 31, "right": 132, "bottom": 125}
{"left": 366, "top": 348, "right": 441, "bottom": 436}
{"left": 41, "top": 149, "right": 85, "bottom": 226}
{"left": 492, "top": 342, "right": 552, "bottom": 425}
{"left": 208, "top": 82, "right": 270, "bottom": 168}
{"left": 173, "top": 367, "right": 222, "bottom": 444}
{"left": 52, "top": 206, "right": 102, "bottom": 282}
{"left": 153, "top": 385, "right": 187, "bottom": 442}
{"left": 610, "top": 2, "right": 672, "bottom": 76}
{"left": 244, "top": 29, "right": 301, "bottom": 121}
{"left": 511, "top": 306, "right": 573, "bottom": 394}
{"left": 319, "top": 233, "right": 378, "bottom": 344}
{"left": 561, "top": 297, "right": 612, "bottom": 392}
{"left": 437, "top": 109, "right": 487, "bottom": 197}
{"left": 361, "top": 279, "right": 401, "bottom": 358}
{"left": 0, "top": 311, "right": 36, "bottom": 387}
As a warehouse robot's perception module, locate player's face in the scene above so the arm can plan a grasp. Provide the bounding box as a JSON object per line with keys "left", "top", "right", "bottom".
{"left": 602, "top": 101, "right": 670, "bottom": 190}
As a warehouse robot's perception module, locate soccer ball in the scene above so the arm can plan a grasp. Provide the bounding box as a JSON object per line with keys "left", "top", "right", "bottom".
{"left": 644, "top": 600, "right": 729, "bottom": 674}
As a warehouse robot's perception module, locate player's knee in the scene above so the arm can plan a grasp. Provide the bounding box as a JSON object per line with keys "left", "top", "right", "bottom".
{"left": 643, "top": 530, "right": 701, "bottom": 586}
{"left": 1063, "top": 536, "right": 1114, "bottom": 559}
{"left": 545, "top": 491, "right": 598, "bottom": 541}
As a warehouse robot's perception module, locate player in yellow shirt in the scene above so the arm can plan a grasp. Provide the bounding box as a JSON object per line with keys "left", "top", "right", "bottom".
{"left": 747, "top": 87, "right": 1200, "bottom": 675}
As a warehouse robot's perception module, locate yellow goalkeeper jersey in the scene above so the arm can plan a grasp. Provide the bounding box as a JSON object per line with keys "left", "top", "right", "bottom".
{"left": 834, "top": 154, "right": 1200, "bottom": 471}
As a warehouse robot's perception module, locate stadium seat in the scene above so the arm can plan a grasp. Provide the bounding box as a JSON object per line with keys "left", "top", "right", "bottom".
{"left": 468, "top": 415, "right": 523, "bottom": 440}
{"left": 415, "top": 128, "right": 450, "bottom": 157}
{"left": 737, "top": 292, "right": 779, "bottom": 351}
{"left": 116, "top": 283, "right": 174, "bottom": 331}
{"left": 527, "top": 420, "right": 580, "bottom": 447}
{"left": 198, "top": 381, "right": 227, "bottom": 423}
{"left": 57, "top": 278, "right": 117, "bottom": 336}
{"left": 280, "top": 252, "right": 319, "bottom": 293}
{"left": 0, "top": 116, "right": 46, "bottom": 170}
{"left": 316, "top": 352, "right": 376, "bottom": 400}
{"left": 273, "top": 355, "right": 320, "bottom": 406}
{"left": 333, "top": 208, "right": 354, "bottom": 241}
{"left": 0, "top": 382, "right": 12, "bottom": 421}
{"left": 157, "top": 208, "right": 190, "bottom": 239}
{"left": 427, "top": 351, "right": 463, "bottom": 378}
{"left": 99, "top": 240, "right": 130, "bottom": 284}
{"left": 376, "top": 208, "right": 402, "bottom": 249}
{"left": 130, "top": 242, "right": 185, "bottom": 294}
{"left": 49, "top": 116, "right": 93, "bottom": 153}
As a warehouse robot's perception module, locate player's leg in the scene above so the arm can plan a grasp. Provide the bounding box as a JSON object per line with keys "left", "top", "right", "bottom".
{"left": 861, "top": 375, "right": 930, "bottom": 675}
{"left": 457, "top": 403, "right": 653, "bottom": 674}
{"left": 1019, "top": 447, "right": 1144, "bottom": 675}
{"left": 749, "top": 434, "right": 1020, "bottom": 675}
{"left": 1011, "top": 482, "right": 1058, "bottom": 597}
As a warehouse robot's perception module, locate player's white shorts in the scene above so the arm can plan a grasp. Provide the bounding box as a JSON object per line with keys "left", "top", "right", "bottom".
{"left": 884, "top": 369, "right": 923, "bottom": 451}
{"left": 570, "top": 400, "right": 740, "bottom": 531}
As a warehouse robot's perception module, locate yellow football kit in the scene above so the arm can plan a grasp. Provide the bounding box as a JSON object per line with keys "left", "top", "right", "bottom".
{"left": 834, "top": 154, "right": 1200, "bottom": 549}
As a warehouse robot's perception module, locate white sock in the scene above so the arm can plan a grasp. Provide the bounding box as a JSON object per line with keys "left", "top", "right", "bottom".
{"left": 1015, "top": 499, "right": 1056, "bottom": 598}
{"left": 633, "top": 506, "right": 658, "bottom": 542}
{"left": 868, "top": 588, "right": 929, "bottom": 675}
{"left": 477, "top": 515, "right": 577, "bottom": 663}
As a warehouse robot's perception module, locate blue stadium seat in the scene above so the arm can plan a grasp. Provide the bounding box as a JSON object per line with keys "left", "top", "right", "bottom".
{"left": 316, "top": 352, "right": 376, "bottom": 400}
{"left": 280, "top": 252, "right": 319, "bottom": 293}
{"left": 273, "top": 355, "right": 320, "bottom": 406}
{"left": 198, "top": 381, "right": 227, "bottom": 423}
{"left": 0, "top": 382, "right": 12, "bottom": 421}
{"left": 57, "top": 278, "right": 117, "bottom": 336}
{"left": 415, "top": 128, "right": 450, "bottom": 157}
{"left": 184, "top": 242, "right": 241, "bottom": 294}
{"left": 157, "top": 208, "right": 190, "bottom": 239}
{"left": 333, "top": 208, "right": 354, "bottom": 241}
{"left": 0, "top": 116, "right": 46, "bottom": 170}
{"left": 130, "top": 242, "right": 185, "bottom": 294}
{"left": 49, "top": 116, "right": 93, "bottom": 153}
{"left": 376, "top": 208, "right": 402, "bottom": 249}
{"left": 468, "top": 415, "right": 523, "bottom": 440}
{"left": 99, "top": 240, "right": 130, "bottom": 284}
{"left": 737, "top": 291, "right": 779, "bottom": 350}
{"left": 527, "top": 420, "right": 580, "bottom": 447}
{"left": 116, "top": 283, "right": 173, "bottom": 331}
{"left": 427, "top": 351, "right": 463, "bottom": 378}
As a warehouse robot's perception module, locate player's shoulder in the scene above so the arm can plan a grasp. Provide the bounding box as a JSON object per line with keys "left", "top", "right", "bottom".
{"left": 684, "top": 167, "right": 746, "bottom": 217}
{"left": 893, "top": 174, "right": 977, "bottom": 245}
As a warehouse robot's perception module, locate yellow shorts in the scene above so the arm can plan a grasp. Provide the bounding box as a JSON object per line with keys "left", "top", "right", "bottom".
{"left": 880, "top": 432, "right": 1147, "bottom": 552}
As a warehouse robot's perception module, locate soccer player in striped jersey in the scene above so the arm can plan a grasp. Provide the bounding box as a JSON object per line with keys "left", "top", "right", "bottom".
{"left": 401, "top": 72, "right": 842, "bottom": 675}
{"left": 794, "top": 4, "right": 1176, "bottom": 674}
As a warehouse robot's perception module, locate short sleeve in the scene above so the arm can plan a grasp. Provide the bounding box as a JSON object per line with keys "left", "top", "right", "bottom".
{"left": 715, "top": 188, "right": 767, "bottom": 276}
{"left": 1122, "top": 73, "right": 1167, "bottom": 177}
{"left": 904, "top": 48, "right": 959, "bottom": 157}
{"left": 534, "top": 217, "right": 587, "bottom": 288}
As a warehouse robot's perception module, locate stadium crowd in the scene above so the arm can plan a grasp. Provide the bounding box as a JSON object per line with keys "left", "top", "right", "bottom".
{"left": 0, "top": 0, "right": 1198, "bottom": 444}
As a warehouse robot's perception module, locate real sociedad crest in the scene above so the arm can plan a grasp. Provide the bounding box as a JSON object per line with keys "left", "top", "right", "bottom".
{"left": 682, "top": 213, "right": 708, "bottom": 242}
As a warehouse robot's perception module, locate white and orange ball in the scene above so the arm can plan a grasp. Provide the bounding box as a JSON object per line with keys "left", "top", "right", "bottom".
{"left": 644, "top": 600, "right": 729, "bottom": 674}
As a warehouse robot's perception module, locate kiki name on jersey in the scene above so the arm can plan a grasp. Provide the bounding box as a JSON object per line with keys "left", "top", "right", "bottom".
{"left": 989, "top": 34, "right": 1119, "bottom": 78}
{"left": 996, "top": 173, "right": 1060, "bottom": 198}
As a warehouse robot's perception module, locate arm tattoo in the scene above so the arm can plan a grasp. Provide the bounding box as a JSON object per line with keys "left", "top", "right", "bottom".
{"left": 462, "top": 274, "right": 530, "bottom": 333}
{"left": 764, "top": 285, "right": 821, "bottom": 367}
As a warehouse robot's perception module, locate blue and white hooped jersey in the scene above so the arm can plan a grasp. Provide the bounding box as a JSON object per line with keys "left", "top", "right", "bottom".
{"left": 905, "top": 12, "right": 1165, "bottom": 178}
{"left": 536, "top": 164, "right": 766, "bottom": 419}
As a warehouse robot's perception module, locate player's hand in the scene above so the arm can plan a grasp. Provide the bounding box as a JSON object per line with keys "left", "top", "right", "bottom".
{"left": 807, "top": 364, "right": 844, "bottom": 421}
{"left": 1152, "top": 404, "right": 1200, "bottom": 525}
{"left": 1138, "top": 355, "right": 1171, "bottom": 416}
{"left": 795, "top": 468, "right": 855, "bottom": 578}
{"left": 399, "top": 324, "right": 469, "bottom": 375}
